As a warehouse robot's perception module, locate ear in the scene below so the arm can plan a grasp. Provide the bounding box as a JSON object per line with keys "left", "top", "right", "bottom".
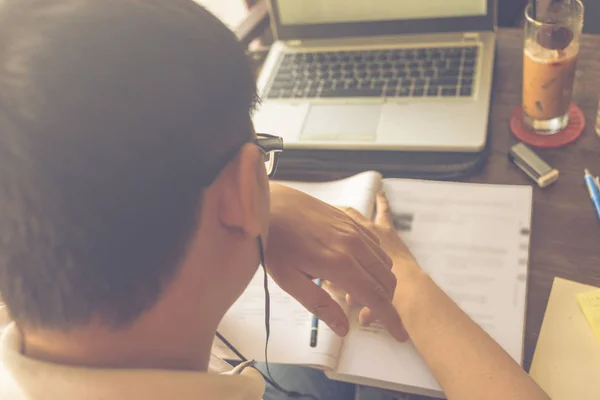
{"left": 217, "top": 143, "right": 269, "bottom": 238}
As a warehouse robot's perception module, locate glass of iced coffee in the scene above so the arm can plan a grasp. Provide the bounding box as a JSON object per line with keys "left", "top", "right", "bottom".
{"left": 522, "top": 0, "right": 584, "bottom": 134}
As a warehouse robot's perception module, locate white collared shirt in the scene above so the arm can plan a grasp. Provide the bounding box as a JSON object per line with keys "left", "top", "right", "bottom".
{"left": 0, "top": 312, "right": 265, "bottom": 400}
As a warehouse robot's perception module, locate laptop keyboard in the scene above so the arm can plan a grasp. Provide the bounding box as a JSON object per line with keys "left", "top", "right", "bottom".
{"left": 266, "top": 46, "right": 478, "bottom": 100}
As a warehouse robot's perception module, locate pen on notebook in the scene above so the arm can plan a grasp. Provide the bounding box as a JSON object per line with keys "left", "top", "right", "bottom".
{"left": 584, "top": 169, "right": 600, "bottom": 220}
{"left": 310, "top": 279, "right": 321, "bottom": 348}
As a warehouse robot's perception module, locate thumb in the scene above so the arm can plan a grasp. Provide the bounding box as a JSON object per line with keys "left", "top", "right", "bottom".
{"left": 374, "top": 192, "right": 395, "bottom": 228}
{"left": 271, "top": 269, "right": 349, "bottom": 337}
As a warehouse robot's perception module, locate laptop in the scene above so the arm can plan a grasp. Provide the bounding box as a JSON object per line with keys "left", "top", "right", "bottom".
{"left": 252, "top": 0, "right": 497, "bottom": 152}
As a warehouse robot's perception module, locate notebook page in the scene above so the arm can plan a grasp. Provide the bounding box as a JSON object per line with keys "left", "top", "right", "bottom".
{"left": 278, "top": 170, "right": 383, "bottom": 218}
{"left": 215, "top": 171, "right": 382, "bottom": 369}
{"left": 331, "top": 179, "right": 533, "bottom": 395}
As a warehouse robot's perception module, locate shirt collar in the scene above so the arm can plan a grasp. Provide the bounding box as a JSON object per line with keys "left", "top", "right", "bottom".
{"left": 0, "top": 323, "right": 265, "bottom": 400}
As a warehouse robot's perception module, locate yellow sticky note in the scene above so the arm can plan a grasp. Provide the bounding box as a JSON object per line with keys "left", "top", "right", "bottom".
{"left": 577, "top": 289, "right": 600, "bottom": 344}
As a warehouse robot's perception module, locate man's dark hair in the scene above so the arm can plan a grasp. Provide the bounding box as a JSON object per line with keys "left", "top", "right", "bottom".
{"left": 0, "top": 0, "right": 257, "bottom": 330}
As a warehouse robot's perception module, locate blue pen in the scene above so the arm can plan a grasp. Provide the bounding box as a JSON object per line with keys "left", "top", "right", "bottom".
{"left": 310, "top": 279, "right": 321, "bottom": 348}
{"left": 584, "top": 169, "right": 600, "bottom": 221}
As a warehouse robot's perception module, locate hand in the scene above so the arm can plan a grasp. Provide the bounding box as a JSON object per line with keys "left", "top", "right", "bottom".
{"left": 341, "top": 191, "right": 418, "bottom": 328}
{"left": 265, "top": 183, "right": 407, "bottom": 341}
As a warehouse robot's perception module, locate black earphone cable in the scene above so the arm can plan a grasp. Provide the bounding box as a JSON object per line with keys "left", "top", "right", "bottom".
{"left": 214, "top": 237, "right": 318, "bottom": 400}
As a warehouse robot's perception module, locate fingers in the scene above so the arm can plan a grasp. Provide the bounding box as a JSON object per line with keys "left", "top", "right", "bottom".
{"left": 327, "top": 260, "right": 406, "bottom": 341}
{"left": 335, "top": 216, "right": 396, "bottom": 299}
{"left": 341, "top": 208, "right": 395, "bottom": 296}
{"left": 340, "top": 205, "right": 399, "bottom": 323}
{"left": 342, "top": 207, "right": 370, "bottom": 225}
{"left": 357, "top": 293, "right": 405, "bottom": 342}
{"left": 340, "top": 208, "right": 393, "bottom": 269}
{"left": 355, "top": 223, "right": 392, "bottom": 268}
{"left": 346, "top": 293, "right": 358, "bottom": 306}
{"left": 374, "top": 192, "right": 395, "bottom": 228}
{"left": 358, "top": 307, "right": 409, "bottom": 342}
{"left": 349, "top": 295, "right": 409, "bottom": 342}
{"left": 359, "top": 306, "right": 383, "bottom": 328}
{"left": 354, "top": 242, "right": 396, "bottom": 297}
{"left": 271, "top": 268, "right": 350, "bottom": 337}
{"left": 358, "top": 306, "right": 375, "bottom": 326}
{"left": 340, "top": 208, "right": 379, "bottom": 244}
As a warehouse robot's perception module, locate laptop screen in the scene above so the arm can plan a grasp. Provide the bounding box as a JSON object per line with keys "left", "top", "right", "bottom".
{"left": 277, "top": 0, "right": 488, "bottom": 26}
{"left": 270, "top": 0, "right": 495, "bottom": 40}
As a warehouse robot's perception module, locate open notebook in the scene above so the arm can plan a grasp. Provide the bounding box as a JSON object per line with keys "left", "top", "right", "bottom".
{"left": 214, "top": 171, "right": 533, "bottom": 398}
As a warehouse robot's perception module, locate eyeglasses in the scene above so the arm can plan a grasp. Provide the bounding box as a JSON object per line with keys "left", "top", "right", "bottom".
{"left": 253, "top": 133, "right": 284, "bottom": 178}
{"left": 203, "top": 133, "right": 284, "bottom": 187}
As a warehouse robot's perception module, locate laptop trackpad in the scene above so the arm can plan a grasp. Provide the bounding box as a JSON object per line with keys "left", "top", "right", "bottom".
{"left": 301, "top": 105, "right": 381, "bottom": 141}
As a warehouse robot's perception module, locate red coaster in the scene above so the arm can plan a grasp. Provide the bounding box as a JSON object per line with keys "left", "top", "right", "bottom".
{"left": 510, "top": 104, "right": 585, "bottom": 148}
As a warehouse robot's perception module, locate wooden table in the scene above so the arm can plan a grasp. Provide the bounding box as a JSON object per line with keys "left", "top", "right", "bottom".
{"left": 273, "top": 28, "right": 600, "bottom": 374}
{"left": 469, "top": 29, "right": 600, "bottom": 372}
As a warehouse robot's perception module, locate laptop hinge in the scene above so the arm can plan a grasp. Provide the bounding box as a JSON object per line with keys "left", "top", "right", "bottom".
{"left": 285, "top": 33, "right": 483, "bottom": 47}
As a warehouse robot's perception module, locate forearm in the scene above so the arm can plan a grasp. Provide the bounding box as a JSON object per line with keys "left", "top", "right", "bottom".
{"left": 392, "top": 259, "right": 549, "bottom": 400}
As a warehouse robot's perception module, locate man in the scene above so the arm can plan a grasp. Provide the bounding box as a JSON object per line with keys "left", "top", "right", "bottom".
{"left": 0, "top": 1, "right": 549, "bottom": 399}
